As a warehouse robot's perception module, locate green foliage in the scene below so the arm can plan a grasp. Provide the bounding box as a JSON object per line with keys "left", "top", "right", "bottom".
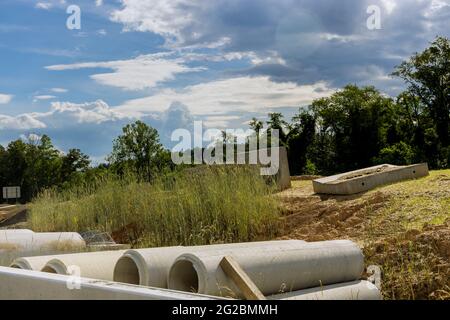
{"left": 304, "top": 160, "right": 317, "bottom": 175}
{"left": 393, "top": 37, "right": 450, "bottom": 147}
{"left": 311, "top": 85, "right": 393, "bottom": 173}
{"left": 374, "top": 142, "right": 415, "bottom": 165}
{"left": 267, "top": 112, "right": 288, "bottom": 145}
{"left": 286, "top": 110, "right": 316, "bottom": 175}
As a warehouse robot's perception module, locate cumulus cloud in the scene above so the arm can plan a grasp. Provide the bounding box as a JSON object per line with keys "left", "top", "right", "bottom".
{"left": 0, "top": 114, "right": 46, "bottom": 130}
{"left": 48, "top": 100, "right": 129, "bottom": 125}
{"left": 20, "top": 133, "right": 43, "bottom": 143}
{"left": 46, "top": 53, "right": 205, "bottom": 91}
{"left": 115, "top": 76, "right": 335, "bottom": 116}
{"left": 111, "top": 0, "right": 203, "bottom": 44}
{"left": 0, "top": 94, "right": 13, "bottom": 104}
{"left": 0, "top": 100, "right": 128, "bottom": 131}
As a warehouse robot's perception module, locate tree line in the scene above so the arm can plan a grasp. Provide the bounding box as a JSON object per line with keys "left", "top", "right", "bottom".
{"left": 0, "top": 36, "right": 448, "bottom": 201}
{"left": 254, "top": 36, "right": 450, "bottom": 175}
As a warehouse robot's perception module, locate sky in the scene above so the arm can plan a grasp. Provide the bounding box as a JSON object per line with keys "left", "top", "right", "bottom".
{"left": 0, "top": 0, "right": 449, "bottom": 162}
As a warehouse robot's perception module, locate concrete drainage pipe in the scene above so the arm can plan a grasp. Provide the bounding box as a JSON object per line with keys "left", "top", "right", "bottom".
{"left": 10, "top": 256, "right": 54, "bottom": 271}
{"left": 1, "top": 232, "right": 85, "bottom": 252}
{"left": 40, "top": 250, "right": 126, "bottom": 281}
{"left": 168, "top": 240, "right": 364, "bottom": 298}
{"left": 0, "top": 229, "right": 34, "bottom": 239}
{"left": 269, "top": 280, "right": 382, "bottom": 300}
{"left": 114, "top": 240, "right": 306, "bottom": 288}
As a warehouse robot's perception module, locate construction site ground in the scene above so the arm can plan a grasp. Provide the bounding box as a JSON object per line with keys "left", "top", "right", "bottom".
{"left": 277, "top": 170, "right": 450, "bottom": 300}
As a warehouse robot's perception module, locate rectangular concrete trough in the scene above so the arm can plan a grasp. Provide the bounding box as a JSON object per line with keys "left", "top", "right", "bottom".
{"left": 312, "top": 163, "right": 429, "bottom": 195}
{"left": 0, "top": 266, "right": 221, "bottom": 300}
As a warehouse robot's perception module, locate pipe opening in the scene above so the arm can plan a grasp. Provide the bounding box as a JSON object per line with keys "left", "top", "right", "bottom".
{"left": 114, "top": 256, "right": 140, "bottom": 285}
{"left": 169, "top": 260, "right": 199, "bottom": 293}
{"left": 41, "top": 266, "right": 58, "bottom": 273}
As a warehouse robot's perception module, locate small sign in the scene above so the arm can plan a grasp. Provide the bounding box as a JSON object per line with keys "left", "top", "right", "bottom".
{"left": 2, "top": 187, "right": 21, "bottom": 200}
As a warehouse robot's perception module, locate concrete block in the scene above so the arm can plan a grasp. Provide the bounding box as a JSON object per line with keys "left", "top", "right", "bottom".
{"left": 313, "top": 163, "right": 429, "bottom": 195}
{"left": 238, "top": 146, "right": 291, "bottom": 191}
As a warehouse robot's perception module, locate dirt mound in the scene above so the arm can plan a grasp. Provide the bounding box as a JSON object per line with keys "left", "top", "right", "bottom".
{"left": 277, "top": 182, "right": 390, "bottom": 242}
{"left": 277, "top": 173, "right": 450, "bottom": 300}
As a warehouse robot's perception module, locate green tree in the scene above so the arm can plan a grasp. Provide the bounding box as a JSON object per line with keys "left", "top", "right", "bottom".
{"left": 249, "top": 117, "right": 264, "bottom": 149}
{"left": 266, "top": 112, "right": 288, "bottom": 145}
{"left": 23, "top": 135, "right": 62, "bottom": 198}
{"left": 108, "top": 121, "right": 166, "bottom": 180}
{"left": 311, "top": 85, "right": 394, "bottom": 172}
{"left": 287, "top": 110, "right": 316, "bottom": 175}
{"left": 60, "top": 149, "right": 90, "bottom": 183}
{"left": 393, "top": 36, "right": 450, "bottom": 149}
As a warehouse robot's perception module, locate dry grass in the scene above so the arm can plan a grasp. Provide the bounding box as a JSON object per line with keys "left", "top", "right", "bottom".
{"left": 29, "top": 166, "right": 281, "bottom": 248}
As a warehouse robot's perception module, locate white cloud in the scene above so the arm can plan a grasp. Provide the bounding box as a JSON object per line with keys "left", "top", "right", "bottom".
{"left": 96, "top": 0, "right": 103, "bottom": 6}
{"left": 115, "top": 76, "right": 335, "bottom": 116}
{"left": 181, "top": 50, "right": 287, "bottom": 66}
{"left": 46, "top": 53, "right": 205, "bottom": 91}
{"left": 33, "top": 95, "right": 57, "bottom": 102}
{"left": 20, "top": 133, "right": 43, "bottom": 143}
{"left": 35, "top": 2, "right": 53, "bottom": 10}
{"left": 51, "top": 88, "right": 68, "bottom": 93}
{"left": 0, "top": 94, "right": 13, "bottom": 104}
{"left": 49, "top": 100, "right": 129, "bottom": 124}
{"left": 0, "top": 100, "right": 130, "bottom": 131}
{"left": 0, "top": 114, "right": 46, "bottom": 130}
{"left": 111, "top": 0, "right": 201, "bottom": 44}
{"left": 381, "top": 0, "right": 397, "bottom": 14}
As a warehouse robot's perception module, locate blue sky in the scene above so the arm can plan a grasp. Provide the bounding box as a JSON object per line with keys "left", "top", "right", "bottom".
{"left": 0, "top": 0, "right": 449, "bottom": 162}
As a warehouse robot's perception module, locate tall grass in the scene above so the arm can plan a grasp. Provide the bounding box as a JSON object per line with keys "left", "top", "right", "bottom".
{"left": 29, "top": 166, "right": 281, "bottom": 247}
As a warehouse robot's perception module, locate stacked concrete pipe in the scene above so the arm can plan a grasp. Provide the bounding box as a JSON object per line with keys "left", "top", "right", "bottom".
{"left": 10, "top": 255, "right": 54, "bottom": 271}
{"left": 42, "top": 250, "right": 126, "bottom": 281}
{"left": 113, "top": 240, "right": 306, "bottom": 288}
{"left": 0, "top": 231, "right": 85, "bottom": 252}
{"left": 12, "top": 250, "right": 126, "bottom": 281}
{"left": 168, "top": 240, "right": 365, "bottom": 298}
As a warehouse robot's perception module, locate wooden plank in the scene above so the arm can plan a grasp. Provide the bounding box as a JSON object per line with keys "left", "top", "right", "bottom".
{"left": 219, "top": 256, "right": 266, "bottom": 300}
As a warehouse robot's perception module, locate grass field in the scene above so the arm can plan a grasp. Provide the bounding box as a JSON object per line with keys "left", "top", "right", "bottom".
{"left": 29, "top": 166, "right": 280, "bottom": 247}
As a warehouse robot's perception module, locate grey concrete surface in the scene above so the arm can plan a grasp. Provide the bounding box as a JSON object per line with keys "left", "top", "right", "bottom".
{"left": 312, "top": 163, "right": 429, "bottom": 195}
